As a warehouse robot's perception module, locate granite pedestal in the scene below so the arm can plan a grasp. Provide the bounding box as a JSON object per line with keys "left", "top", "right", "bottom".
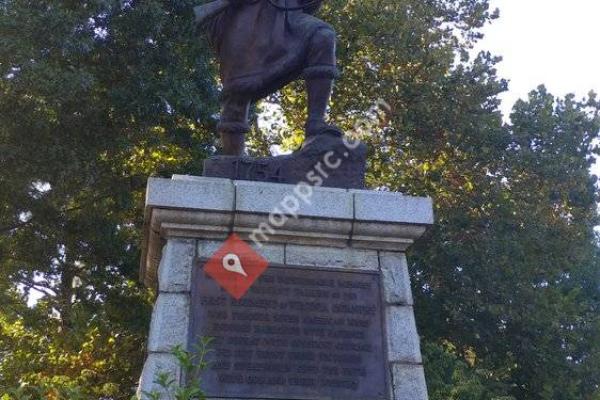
{"left": 137, "top": 176, "right": 433, "bottom": 400}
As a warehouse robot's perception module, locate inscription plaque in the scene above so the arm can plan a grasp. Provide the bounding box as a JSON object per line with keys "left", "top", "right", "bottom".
{"left": 190, "top": 264, "right": 388, "bottom": 400}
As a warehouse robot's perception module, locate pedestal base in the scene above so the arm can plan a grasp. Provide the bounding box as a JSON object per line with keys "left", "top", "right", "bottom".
{"left": 138, "top": 176, "right": 433, "bottom": 400}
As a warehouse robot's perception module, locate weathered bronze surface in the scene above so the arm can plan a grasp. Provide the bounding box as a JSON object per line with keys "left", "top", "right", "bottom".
{"left": 190, "top": 264, "right": 388, "bottom": 399}
{"left": 197, "top": 0, "right": 345, "bottom": 156}
{"left": 203, "top": 133, "right": 367, "bottom": 189}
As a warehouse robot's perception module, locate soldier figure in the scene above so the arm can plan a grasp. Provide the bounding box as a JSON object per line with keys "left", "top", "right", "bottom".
{"left": 199, "top": 0, "right": 340, "bottom": 155}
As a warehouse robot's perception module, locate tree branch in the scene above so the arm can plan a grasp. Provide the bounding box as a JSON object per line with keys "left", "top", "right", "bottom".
{"left": 0, "top": 220, "right": 32, "bottom": 235}
{"left": 17, "top": 279, "right": 57, "bottom": 298}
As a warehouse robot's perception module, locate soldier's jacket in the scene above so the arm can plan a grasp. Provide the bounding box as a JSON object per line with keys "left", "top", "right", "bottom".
{"left": 205, "top": 0, "right": 336, "bottom": 101}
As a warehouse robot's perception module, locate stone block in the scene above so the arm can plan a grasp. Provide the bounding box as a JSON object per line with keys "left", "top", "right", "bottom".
{"left": 380, "top": 252, "right": 413, "bottom": 305}
{"left": 198, "top": 240, "right": 285, "bottom": 264}
{"left": 147, "top": 293, "right": 190, "bottom": 353}
{"left": 235, "top": 180, "right": 353, "bottom": 220}
{"left": 235, "top": 213, "right": 352, "bottom": 248}
{"left": 146, "top": 177, "right": 235, "bottom": 212}
{"left": 285, "top": 244, "right": 379, "bottom": 270}
{"left": 353, "top": 190, "right": 434, "bottom": 225}
{"left": 351, "top": 221, "right": 427, "bottom": 252}
{"left": 151, "top": 209, "right": 234, "bottom": 239}
{"left": 197, "top": 240, "right": 222, "bottom": 259}
{"left": 385, "top": 306, "right": 422, "bottom": 363}
{"left": 137, "top": 352, "right": 181, "bottom": 399}
{"left": 391, "top": 364, "right": 428, "bottom": 400}
{"left": 158, "top": 239, "right": 196, "bottom": 292}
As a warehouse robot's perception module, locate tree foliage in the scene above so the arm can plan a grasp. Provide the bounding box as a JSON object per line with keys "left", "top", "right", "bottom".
{"left": 1, "top": 0, "right": 599, "bottom": 399}
{"left": 0, "top": 0, "right": 217, "bottom": 397}
{"left": 277, "top": 1, "right": 600, "bottom": 399}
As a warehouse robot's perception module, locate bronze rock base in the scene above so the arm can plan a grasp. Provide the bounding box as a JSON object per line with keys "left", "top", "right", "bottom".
{"left": 203, "top": 133, "right": 367, "bottom": 189}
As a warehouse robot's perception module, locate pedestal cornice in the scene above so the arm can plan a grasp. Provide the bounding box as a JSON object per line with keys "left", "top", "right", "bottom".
{"left": 141, "top": 176, "right": 434, "bottom": 289}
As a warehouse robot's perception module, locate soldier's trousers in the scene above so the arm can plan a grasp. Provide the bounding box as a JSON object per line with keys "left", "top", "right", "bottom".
{"left": 218, "top": 28, "right": 338, "bottom": 137}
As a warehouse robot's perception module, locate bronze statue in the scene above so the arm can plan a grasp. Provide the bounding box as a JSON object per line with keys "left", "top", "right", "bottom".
{"left": 196, "top": 0, "right": 341, "bottom": 156}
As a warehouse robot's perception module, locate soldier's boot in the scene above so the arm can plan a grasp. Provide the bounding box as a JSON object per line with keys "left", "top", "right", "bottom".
{"left": 218, "top": 97, "right": 251, "bottom": 156}
{"left": 305, "top": 78, "right": 342, "bottom": 138}
{"left": 303, "top": 28, "right": 342, "bottom": 138}
{"left": 219, "top": 126, "right": 247, "bottom": 156}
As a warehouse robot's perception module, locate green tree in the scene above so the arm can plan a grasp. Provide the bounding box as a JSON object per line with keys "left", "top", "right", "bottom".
{"left": 413, "top": 87, "right": 600, "bottom": 399}
{"left": 273, "top": 1, "right": 600, "bottom": 399}
{"left": 1, "top": 0, "right": 600, "bottom": 399}
{"left": 0, "top": 0, "right": 217, "bottom": 398}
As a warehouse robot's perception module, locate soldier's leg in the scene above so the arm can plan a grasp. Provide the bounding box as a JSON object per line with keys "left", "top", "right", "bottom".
{"left": 218, "top": 96, "right": 251, "bottom": 156}
{"left": 303, "top": 28, "right": 340, "bottom": 137}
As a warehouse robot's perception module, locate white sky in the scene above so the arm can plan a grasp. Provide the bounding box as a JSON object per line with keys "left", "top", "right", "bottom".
{"left": 477, "top": 0, "right": 600, "bottom": 117}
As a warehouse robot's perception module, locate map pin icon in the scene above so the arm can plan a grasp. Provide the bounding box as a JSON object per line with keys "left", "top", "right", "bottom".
{"left": 222, "top": 253, "right": 248, "bottom": 277}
